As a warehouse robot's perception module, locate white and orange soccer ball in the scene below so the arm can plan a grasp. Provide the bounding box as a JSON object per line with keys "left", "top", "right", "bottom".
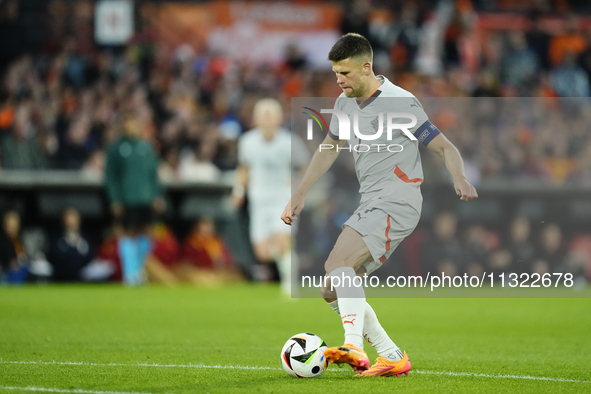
{"left": 280, "top": 333, "right": 328, "bottom": 378}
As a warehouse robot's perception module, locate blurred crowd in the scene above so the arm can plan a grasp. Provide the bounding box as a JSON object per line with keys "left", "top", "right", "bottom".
{"left": 3, "top": 199, "right": 590, "bottom": 285}
{"left": 1, "top": 1, "right": 591, "bottom": 184}
{"left": 0, "top": 37, "right": 247, "bottom": 181}
{"left": 0, "top": 207, "right": 244, "bottom": 285}
{"left": 419, "top": 96, "right": 591, "bottom": 186}
{"left": 416, "top": 212, "right": 590, "bottom": 284}
{"left": 301, "top": 207, "right": 591, "bottom": 284}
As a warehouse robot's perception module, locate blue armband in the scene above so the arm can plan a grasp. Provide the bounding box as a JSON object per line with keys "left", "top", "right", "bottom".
{"left": 413, "top": 120, "right": 441, "bottom": 146}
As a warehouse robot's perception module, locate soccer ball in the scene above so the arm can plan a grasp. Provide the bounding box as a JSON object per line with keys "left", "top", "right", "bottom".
{"left": 281, "top": 333, "right": 328, "bottom": 378}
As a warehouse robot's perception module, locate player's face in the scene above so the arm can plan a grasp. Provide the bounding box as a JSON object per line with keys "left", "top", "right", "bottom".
{"left": 123, "top": 117, "right": 142, "bottom": 138}
{"left": 332, "top": 58, "right": 369, "bottom": 98}
{"left": 254, "top": 106, "right": 282, "bottom": 139}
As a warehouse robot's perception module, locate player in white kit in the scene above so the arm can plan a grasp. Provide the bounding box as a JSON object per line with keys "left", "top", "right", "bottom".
{"left": 234, "top": 98, "right": 308, "bottom": 293}
{"left": 281, "top": 33, "right": 478, "bottom": 377}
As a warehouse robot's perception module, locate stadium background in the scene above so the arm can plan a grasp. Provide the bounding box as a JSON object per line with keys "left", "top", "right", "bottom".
{"left": 1, "top": 0, "right": 591, "bottom": 284}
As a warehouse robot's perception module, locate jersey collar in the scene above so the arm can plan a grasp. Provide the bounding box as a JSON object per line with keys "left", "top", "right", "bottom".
{"left": 356, "top": 75, "right": 385, "bottom": 110}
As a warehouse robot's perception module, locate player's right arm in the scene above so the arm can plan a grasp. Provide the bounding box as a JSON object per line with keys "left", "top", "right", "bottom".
{"left": 281, "top": 134, "right": 346, "bottom": 225}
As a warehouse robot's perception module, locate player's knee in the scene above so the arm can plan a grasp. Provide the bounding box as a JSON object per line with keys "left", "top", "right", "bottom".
{"left": 257, "top": 254, "right": 273, "bottom": 264}
{"left": 324, "top": 250, "right": 346, "bottom": 274}
{"left": 274, "top": 233, "right": 290, "bottom": 254}
{"left": 253, "top": 246, "right": 272, "bottom": 263}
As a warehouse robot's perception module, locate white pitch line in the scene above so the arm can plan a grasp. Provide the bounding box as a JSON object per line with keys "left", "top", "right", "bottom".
{"left": 1, "top": 360, "right": 590, "bottom": 384}
{"left": 413, "top": 370, "right": 591, "bottom": 384}
{"left": 0, "top": 386, "right": 153, "bottom": 394}
{"left": 0, "top": 360, "right": 278, "bottom": 370}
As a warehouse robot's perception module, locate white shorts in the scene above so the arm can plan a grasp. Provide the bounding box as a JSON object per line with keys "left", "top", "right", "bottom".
{"left": 343, "top": 199, "right": 420, "bottom": 275}
{"left": 249, "top": 201, "right": 291, "bottom": 244}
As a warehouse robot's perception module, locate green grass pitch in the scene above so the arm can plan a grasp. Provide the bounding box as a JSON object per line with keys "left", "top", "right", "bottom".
{"left": 1, "top": 284, "right": 590, "bottom": 393}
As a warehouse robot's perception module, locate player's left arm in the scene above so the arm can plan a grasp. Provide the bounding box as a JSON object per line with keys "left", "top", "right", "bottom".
{"left": 427, "top": 133, "right": 478, "bottom": 201}
{"left": 231, "top": 164, "right": 248, "bottom": 208}
{"left": 232, "top": 136, "right": 250, "bottom": 208}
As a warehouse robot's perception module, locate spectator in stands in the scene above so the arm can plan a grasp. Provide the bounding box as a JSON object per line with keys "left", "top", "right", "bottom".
{"left": 550, "top": 50, "right": 590, "bottom": 97}
{"left": 0, "top": 210, "right": 28, "bottom": 283}
{"left": 390, "top": 2, "right": 422, "bottom": 72}
{"left": 82, "top": 150, "right": 106, "bottom": 180}
{"left": 576, "top": 140, "right": 591, "bottom": 186}
{"left": 549, "top": 15, "right": 587, "bottom": 68}
{"left": 214, "top": 121, "right": 241, "bottom": 171}
{"left": 105, "top": 113, "right": 165, "bottom": 285}
{"left": 578, "top": 30, "right": 591, "bottom": 94}
{"left": 503, "top": 216, "right": 536, "bottom": 275}
{"left": 180, "top": 217, "right": 243, "bottom": 285}
{"left": 0, "top": 94, "right": 14, "bottom": 132}
{"left": 463, "top": 224, "right": 498, "bottom": 277}
{"left": 543, "top": 135, "right": 578, "bottom": 184}
{"left": 442, "top": 8, "right": 468, "bottom": 69}
{"left": 178, "top": 139, "right": 221, "bottom": 182}
{"left": 567, "top": 234, "right": 591, "bottom": 283}
{"left": 526, "top": 12, "right": 551, "bottom": 70}
{"left": 157, "top": 146, "right": 180, "bottom": 182}
{"left": 62, "top": 37, "right": 88, "bottom": 91}
{"left": 144, "top": 221, "right": 181, "bottom": 285}
{"left": 56, "top": 114, "right": 93, "bottom": 170}
{"left": 421, "top": 212, "right": 465, "bottom": 276}
{"left": 138, "top": 217, "right": 243, "bottom": 286}
{"left": 0, "top": 0, "right": 26, "bottom": 71}
{"left": 500, "top": 31, "right": 539, "bottom": 93}
{"left": 0, "top": 103, "right": 47, "bottom": 170}
{"left": 48, "top": 207, "right": 93, "bottom": 282}
{"left": 340, "top": 0, "right": 373, "bottom": 51}
{"left": 532, "top": 223, "right": 567, "bottom": 275}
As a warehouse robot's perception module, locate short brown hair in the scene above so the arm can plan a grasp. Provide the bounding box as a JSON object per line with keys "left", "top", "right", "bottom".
{"left": 328, "top": 33, "right": 373, "bottom": 63}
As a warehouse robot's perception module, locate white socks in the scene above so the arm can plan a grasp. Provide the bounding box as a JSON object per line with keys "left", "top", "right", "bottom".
{"left": 328, "top": 299, "right": 403, "bottom": 362}
{"left": 363, "top": 302, "right": 404, "bottom": 361}
{"left": 327, "top": 267, "right": 366, "bottom": 349}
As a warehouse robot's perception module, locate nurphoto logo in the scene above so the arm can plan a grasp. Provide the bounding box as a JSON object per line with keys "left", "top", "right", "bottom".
{"left": 302, "top": 107, "right": 418, "bottom": 153}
